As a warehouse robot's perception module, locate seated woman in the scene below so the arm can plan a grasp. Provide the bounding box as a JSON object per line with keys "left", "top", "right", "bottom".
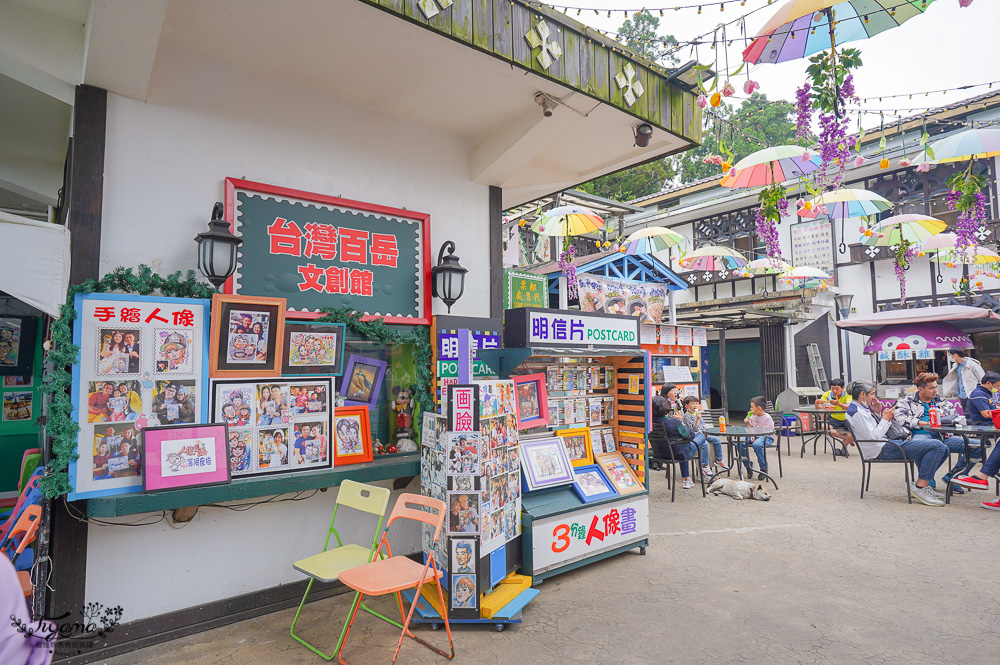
{"left": 651, "top": 395, "right": 698, "bottom": 490}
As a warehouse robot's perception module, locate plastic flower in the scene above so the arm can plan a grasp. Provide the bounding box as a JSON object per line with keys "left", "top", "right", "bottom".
{"left": 879, "top": 157, "right": 890, "bottom": 169}
{"left": 697, "top": 94, "right": 708, "bottom": 109}
{"left": 952, "top": 277, "right": 959, "bottom": 284}
{"left": 619, "top": 247, "right": 627, "bottom": 253}
{"left": 915, "top": 162, "right": 931, "bottom": 173}
{"left": 898, "top": 159, "right": 912, "bottom": 167}
{"left": 854, "top": 156, "right": 866, "bottom": 167}
{"left": 710, "top": 92, "right": 722, "bottom": 107}
{"left": 743, "top": 80, "right": 760, "bottom": 95}
{"left": 803, "top": 201, "right": 813, "bottom": 210}
{"left": 728, "top": 167, "right": 737, "bottom": 178}
{"left": 722, "top": 81, "right": 736, "bottom": 97}
{"left": 538, "top": 226, "right": 545, "bottom": 232}
{"left": 721, "top": 161, "right": 731, "bottom": 172}
{"left": 864, "top": 229, "right": 873, "bottom": 237}
{"left": 802, "top": 149, "right": 813, "bottom": 161}
{"left": 817, "top": 205, "right": 830, "bottom": 215}
{"left": 959, "top": 0, "right": 974, "bottom": 7}
{"left": 918, "top": 251, "right": 925, "bottom": 257}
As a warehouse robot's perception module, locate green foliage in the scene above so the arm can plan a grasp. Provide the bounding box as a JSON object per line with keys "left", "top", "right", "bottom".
{"left": 42, "top": 266, "right": 218, "bottom": 498}
{"left": 804, "top": 47, "right": 862, "bottom": 114}
{"left": 314, "top": 307, "right": 433, "bottom": 415}
{"left": 757, "top": 182, "right": 787, "bottom": 223}
{"left": 577, "top": 159, "right": 675, "bottom": 201}
{"left": 673, "top": 94, "right": 805, "bottom": 183}
{"left": 617, "top": 13, "right": 679, "bottom": 67}
{"left": 947, "top": 171, "right": 986, "bottom": 209}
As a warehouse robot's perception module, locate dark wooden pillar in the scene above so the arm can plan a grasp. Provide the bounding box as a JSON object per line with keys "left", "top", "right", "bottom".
{"left": 47, "top": 84, "right": 107, "bottom": 625}
{"left": 489, "top": 186, "right": 503, "bottom": 319}
{"left": 719, "top": 327, "right": 728, "bottom": 415}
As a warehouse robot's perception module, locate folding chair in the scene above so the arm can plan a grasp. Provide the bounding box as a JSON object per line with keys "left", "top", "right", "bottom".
{"left": 846, "top": 422, "right": 915, "bottom": 503}
{"left": 2, "top": 504, "right": 42, "bottom": 568}
{"left": 336, "top": 493, "right": 453, "bottom": 665}
{"left": 290, "top": 480, "right": 392, "bottom": 660}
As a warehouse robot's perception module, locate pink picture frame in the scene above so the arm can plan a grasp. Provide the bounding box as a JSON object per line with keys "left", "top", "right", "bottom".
{"left": 513, "top": 372, "right": 549, "bottom": 430}
{"left": 142, "top": 423, "right": 231, "bottom": 492}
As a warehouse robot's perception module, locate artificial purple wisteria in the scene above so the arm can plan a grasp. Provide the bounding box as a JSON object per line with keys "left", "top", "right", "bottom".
{"left": 794, "top": 84, "right": 812, "bottom": 140}
{"left": 559, "top": 245, "right": 578, "bottom": 300}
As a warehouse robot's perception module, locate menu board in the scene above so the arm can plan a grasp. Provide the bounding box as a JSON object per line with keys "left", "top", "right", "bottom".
{"left": 692, "top": 327, "right": 707, "bottom": 347}
{"left": 791, "top": 218, "right": 836, "bottom": 275}
{"left": 659, "top": 325, "right": 676, "bottom": 345}
{"left": 676, "top": 327, "right": 693, "bottom": 346}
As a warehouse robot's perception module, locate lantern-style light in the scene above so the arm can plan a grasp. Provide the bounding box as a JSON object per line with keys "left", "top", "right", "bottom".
{"left": 833, "top": 292, "right": 854, "bottom": 317}
{"left": 430, "top": 241, "right": 467, "bottom": 313}
{"left": 195, "top": 202, "right": 243, "bottom": 288}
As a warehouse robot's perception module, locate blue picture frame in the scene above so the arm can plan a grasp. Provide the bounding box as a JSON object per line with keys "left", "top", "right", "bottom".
{"left": 68, "top": 293, "right": 212, "bottom": 501}
{"left": 570, "top": 464, "right": 619, "bottom": 504}
{"left": 340, "top": 354, "right": 387, "bottom": 407}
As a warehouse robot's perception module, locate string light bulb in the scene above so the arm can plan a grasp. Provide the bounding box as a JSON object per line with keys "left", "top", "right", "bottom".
{"left": 697, "top": 5, "right": 702, "bottom": 14}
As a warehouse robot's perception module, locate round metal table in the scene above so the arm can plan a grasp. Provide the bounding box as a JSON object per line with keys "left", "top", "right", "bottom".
{"left": 703, "top": 426, "right": 779, "bottom": 489}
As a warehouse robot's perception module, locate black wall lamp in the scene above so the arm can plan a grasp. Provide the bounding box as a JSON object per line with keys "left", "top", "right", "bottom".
{"left": 195, "top": 202, "right": 243, "bottom": 288}
{"left": 430, "top": 241, "right": 467, "bottom": 313}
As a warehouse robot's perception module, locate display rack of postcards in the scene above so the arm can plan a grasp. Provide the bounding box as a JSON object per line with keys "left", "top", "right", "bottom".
{"left": 478, "top": 307, "right": 652, "bottom": 582}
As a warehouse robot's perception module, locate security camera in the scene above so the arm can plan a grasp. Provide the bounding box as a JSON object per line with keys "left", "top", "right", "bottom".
{"left": 534, "top": 92, "right": 555, "bottom": 118}
{"left": 634, "top": 123, "right": 653, "bottom": 148}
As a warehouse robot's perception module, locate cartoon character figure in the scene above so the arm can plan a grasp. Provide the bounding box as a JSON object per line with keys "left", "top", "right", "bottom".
{"left": 165, "top": 452, "right": 186, "bottom": 472}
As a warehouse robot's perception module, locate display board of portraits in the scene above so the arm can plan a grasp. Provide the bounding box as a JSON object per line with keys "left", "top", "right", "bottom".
{"left": 211, "top": 378, "right": 333, "bottom": 478}
{"left": 68, "top": 294, "right": 211, "bottom": 500}
{"left": 0, "top": 315, "right": 37, "bottom": 377}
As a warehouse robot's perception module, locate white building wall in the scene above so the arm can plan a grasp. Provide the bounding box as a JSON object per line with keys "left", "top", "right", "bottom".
{"left": 90, "top": 46, "right": 490, "bottom": 621}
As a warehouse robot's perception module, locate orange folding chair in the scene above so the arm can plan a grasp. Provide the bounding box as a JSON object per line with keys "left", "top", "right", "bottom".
{"left": 2, "top": 504, "right": 42, "bottom": 568}
{"left": 336, "top": 493, "right": 453, "bottom": 665}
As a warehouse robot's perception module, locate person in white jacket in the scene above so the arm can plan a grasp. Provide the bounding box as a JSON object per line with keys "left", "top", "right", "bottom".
{"left": 844, "top": 381, "right": 950, "bottom": 507}
{"left": 943, "top": 347, "right": 984, "bottom": 415}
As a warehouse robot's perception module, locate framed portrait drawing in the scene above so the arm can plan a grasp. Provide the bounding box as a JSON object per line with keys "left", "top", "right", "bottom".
{"left": 556, "top": 427, "right": 594, "bottom": 468}
{"left": 570, "top": 464, "right": 618, "bottom": 504}
{"left": 69, "top": 294, "right": 211, "bottom": 501}
{"left": 142, "top": 423, "right": 231, "bottom": 492}
{"left": 0, "top": 316, "right": 38, "bottom": 376}
{"left": 211, "top": 378, "right": 333, "bottom": 478}
{"left": 448, "top": 537, "right": 479, "bottom": 618}
{"left": 519, "top": 437, "right": 574, "bottom": 492}
{"left": 209, "top": 293, "right": 286, "bottom": 378}
{"left": 595, "top": 452, "right": 645, "bottom": 496}
{"left": 512, "top": 373, "right": 548, "bottom": 430}
{"left": 281, "top": 322, "right": 347, "bottom": 376}
{"left": 339, "top": 355, "right": 387, "bottom": 407}
{"left": 332, "top": 405, "right": 373, "bottom": 465}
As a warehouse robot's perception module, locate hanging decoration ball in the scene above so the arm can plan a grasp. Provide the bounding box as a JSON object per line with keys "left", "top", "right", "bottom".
{"left": 710, "top": 92, "right": 722, "bottom": 107}
{"left": 879, "top": 158, "right": 890, "bottom": 169}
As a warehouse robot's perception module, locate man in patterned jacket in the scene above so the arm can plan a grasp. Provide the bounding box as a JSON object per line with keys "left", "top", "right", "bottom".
{"left": 893, "top": 372, "right": 982, "bottom": 492}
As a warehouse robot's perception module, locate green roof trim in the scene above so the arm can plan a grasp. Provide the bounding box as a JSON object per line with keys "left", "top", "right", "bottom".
{"left": 360, "top": 0, "right": 702, "bottom": 139}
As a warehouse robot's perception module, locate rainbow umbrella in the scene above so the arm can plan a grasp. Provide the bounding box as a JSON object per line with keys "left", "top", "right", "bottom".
{"left": 781, "top": 266, "right": 832, "bottom": 280}
{"left": 860, "top": 214, "right": 947, "bottom": 246}
{"left": 928, "top": 127, "right": 1000, "bottom": 163}
{"left": 926, "top": 233, "right": 1000, "bottom": 265}
{"left": 799, "top": 188, "right": 892, "bottom": 219}
{"left": 740, "top": 257, "right": 793, "bottom": 276}
{"left": 721, "top": 145, "right": 822, "bottom": 188}
{"left": 678, "top": 245, "right": 749, "bottom": 271}
{"left": 620, "top": 226, "right": 688, "bottom": 256}
{"left": 743, "top": 0, "right": 937, "bottom": 65}
{"left": 531, "top": 205, "right": 605, "bottom": 236}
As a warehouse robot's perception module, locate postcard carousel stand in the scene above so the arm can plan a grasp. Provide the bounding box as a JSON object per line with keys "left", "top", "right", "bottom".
{"left": 479, "top": 308, "right": 651, "bottom": 582}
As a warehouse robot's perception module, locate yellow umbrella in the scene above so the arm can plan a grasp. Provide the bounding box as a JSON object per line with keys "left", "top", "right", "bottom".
{"left": 530, "top": 205, "right": 605, "bottom": 237}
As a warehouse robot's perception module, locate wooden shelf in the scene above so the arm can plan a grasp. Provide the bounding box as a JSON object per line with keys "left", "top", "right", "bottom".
{"left": 85, "top": 454, "right": 420, "bottom": 517}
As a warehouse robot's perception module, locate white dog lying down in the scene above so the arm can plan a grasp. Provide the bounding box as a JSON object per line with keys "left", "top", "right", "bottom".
{"left": 707, "top": 478, "right": 771, "bottom": 501}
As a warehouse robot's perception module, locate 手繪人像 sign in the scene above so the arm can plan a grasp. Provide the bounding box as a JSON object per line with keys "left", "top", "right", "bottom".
{"left": 225, "top": 178, "right": 430, "bottom": 324}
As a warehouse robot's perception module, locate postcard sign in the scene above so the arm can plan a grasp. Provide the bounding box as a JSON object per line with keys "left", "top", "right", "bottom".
{"left": 504, "top": 308, "right": 639, "bottom": 349}
{"left": 225, "top": 178, "right": 431, "bottom": 323}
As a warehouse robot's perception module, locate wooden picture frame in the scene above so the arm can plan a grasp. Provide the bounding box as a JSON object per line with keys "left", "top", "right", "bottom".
{"left": 142, "top": 423, "right": 231, "bottom": 493}
{"left": 209, "top": 293, "right": 286, "bottom": 378}
{"left": 570, "top": 464, "right": 619, "bottom": 503}
{"left": 332, "top": 405, "right": 373, "bottom": 465}
{"left": 595, "top": 452, "right": 644, "bottom": 495}
{"left": 281, "top": 321, "right": 347, "bottom": 376}
{"left": 340, "top": 354, "right": 387, "bottom": 407}
{"left": 556, "top": 427, "right": 594, "bottom": 468}
{"left": 513, "top": 372, "right": 548, "bottom": 430}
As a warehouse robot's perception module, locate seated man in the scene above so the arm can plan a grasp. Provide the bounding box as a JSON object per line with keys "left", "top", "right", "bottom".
{"left": 893, "top": 372, "right": 982, "bottom": 494}
{"left": 816, "top": 378, "right": 854, "bottom": 457}
{"left": 845, "top": 381, "right": 950, "bottom": 507}
{"left": 953, "top": 444, "right": 1000, "bottom": 510}
{"left": 965, "top": 371, "right": 1000, "bottom": 427}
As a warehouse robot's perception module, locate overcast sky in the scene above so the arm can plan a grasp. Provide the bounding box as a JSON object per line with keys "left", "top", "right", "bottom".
{"left": 555, "top": 0, "right": 1000, "bottom": 129}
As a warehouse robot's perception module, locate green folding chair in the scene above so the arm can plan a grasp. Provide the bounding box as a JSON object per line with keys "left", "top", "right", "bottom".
{"left": 290, "top": 479, "right": 392, "bottom": 660}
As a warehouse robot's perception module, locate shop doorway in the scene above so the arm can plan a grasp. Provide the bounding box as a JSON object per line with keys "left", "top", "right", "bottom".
{"left": 708, "top": 339, "right": 763, "bottom": 416}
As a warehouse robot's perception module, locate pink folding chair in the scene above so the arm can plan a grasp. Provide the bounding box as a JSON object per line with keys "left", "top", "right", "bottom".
{"left": 336, "top": 493, "right": 453, "bottom": 665}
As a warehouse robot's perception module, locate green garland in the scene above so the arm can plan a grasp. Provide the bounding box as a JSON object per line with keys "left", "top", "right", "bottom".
{"left": 40, "top": 268, "right": 432, "bottom": 499}
{"left": 41, "top": 266, "right": 217, "bottom": 498}
{"left": 314, "top": 307, "right": 433, "bottom": 413}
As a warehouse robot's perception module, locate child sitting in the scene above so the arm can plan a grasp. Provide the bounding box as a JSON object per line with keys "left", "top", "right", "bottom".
{"left": 738, "top": 395, "right": 775, "bottom": 480}
{"left": 682, "top": 396, "right": 727, "bottom": 481}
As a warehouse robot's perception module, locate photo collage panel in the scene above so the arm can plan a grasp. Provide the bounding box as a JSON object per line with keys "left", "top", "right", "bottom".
{"left": 476, "top": 380, "right": 521, "bottom": 553}
{"left": 212, "top": 379, "right": 333, "bottom": 478}
{"left": 69, "top": 295, "right": 210, "bottom": 500}
{"left": 420, "top": 412, "right": 449, "bottom": 568}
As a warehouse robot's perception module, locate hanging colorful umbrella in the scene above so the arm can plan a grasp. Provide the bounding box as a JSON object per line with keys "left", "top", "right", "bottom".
{"left": 931, "top": 246, "right": 1000, "bottom": 266}
{"left": 739, "top": 257, "right": 793, "bottom": 277}
{"left": 781, "top": 266, "right": 832, "bottom": 280}
{"left": 720, "top": 145, "right": 822, "bottom": 188}
{"left": 530, "top": 205, "right": 605, "bottom": 236}
{"left": 743, "top": 0, "right": 938, "bottom": 65}
{"left": 620, "top": 226, "right": 689, "bottom": 256}
{"left": 799, "top": 188, "right": 892, "bottom": 219}
{"left": 860, "top": 214, "right": 947, "bottom": 246}
{"left": 677, "top": 245, "right": 749, "bottom": 271}
{"left": 927, "top": 127, "right": 1000, "bottom": 163}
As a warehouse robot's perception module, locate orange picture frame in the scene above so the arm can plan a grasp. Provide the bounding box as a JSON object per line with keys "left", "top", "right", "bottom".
{"left": 332, "top": 406, "right": 374, "bottom": 465}
{"left": 556, "top": 427, "right": 594, "bottom": 468}
{"left": 208, "top": 293, "right": 286, "bottom": 379}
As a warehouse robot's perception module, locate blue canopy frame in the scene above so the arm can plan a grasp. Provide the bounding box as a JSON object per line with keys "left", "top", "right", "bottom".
{"left": 546, "top": 252, "right": 688, "bottom": 303}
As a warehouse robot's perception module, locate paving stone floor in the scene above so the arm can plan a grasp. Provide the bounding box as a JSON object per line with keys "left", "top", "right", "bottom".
{"left": 98, "top": 441, "right": 1000, "bottom": 665}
